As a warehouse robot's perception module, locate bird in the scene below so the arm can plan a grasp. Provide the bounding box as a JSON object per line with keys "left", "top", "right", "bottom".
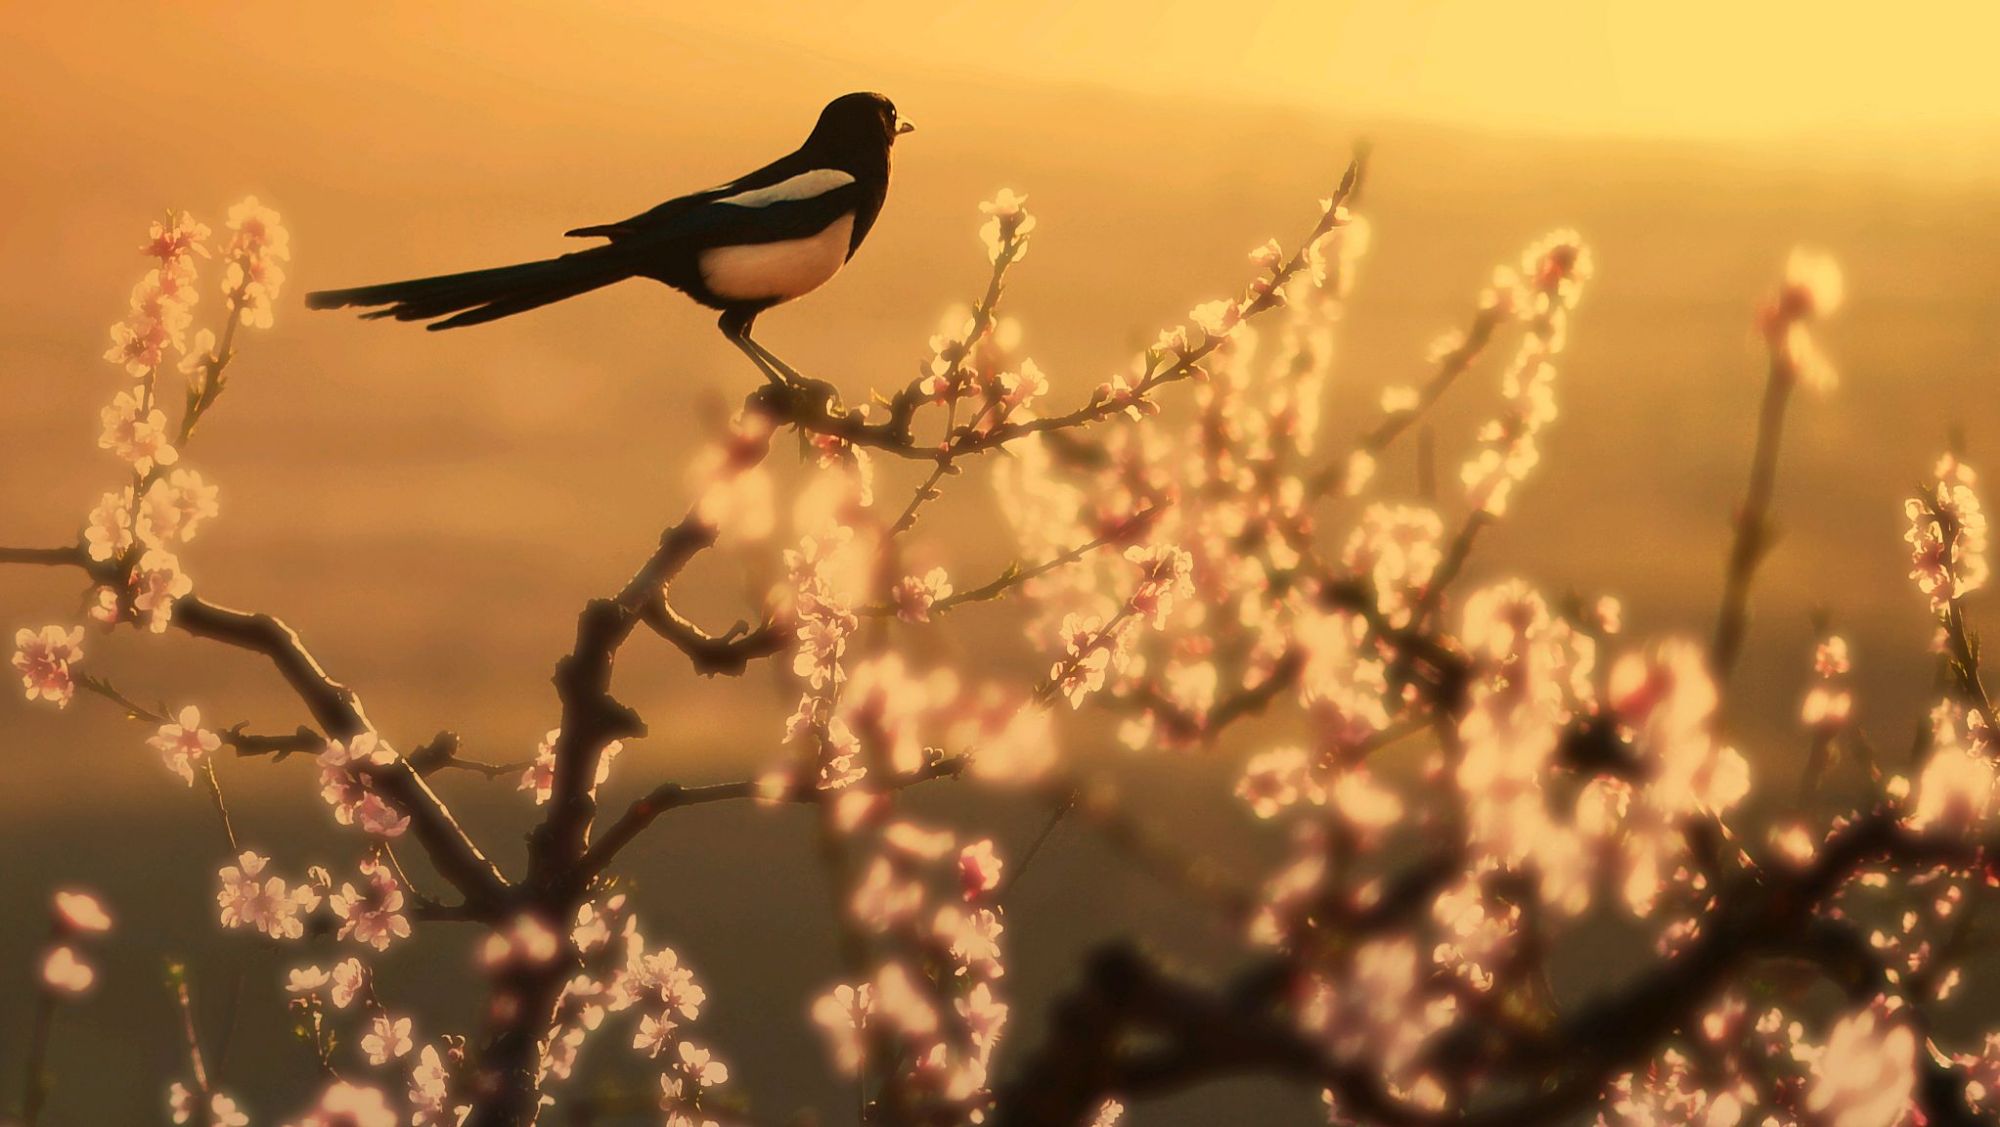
{"left": 305, "top": 91, "right": 912, "bottom": 388}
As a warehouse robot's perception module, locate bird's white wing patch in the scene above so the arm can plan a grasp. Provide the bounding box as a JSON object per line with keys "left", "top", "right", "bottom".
{"left": 715, "top": 169, "right": 856, "bottom": 209}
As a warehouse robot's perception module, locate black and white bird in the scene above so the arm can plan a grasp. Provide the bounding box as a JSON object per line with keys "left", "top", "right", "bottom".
{"left": 306, "top": 91, "right": 911, "bottom": 385}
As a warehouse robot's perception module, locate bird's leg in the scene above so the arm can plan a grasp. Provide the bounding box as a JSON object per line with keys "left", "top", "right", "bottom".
{"left": 718, "top": 310, "right": 792, "bottom": 390}
{"left": 728, "top": 333, "right": 792, "bottom": 390}
{"left": 740, "top": 334, "right": 810, "bottom": 386}
{"left": 744, "top": 333, "right": 844, "bottom": 419}
{"left": 718, "top": 310, "right": 844, "bottom": 430}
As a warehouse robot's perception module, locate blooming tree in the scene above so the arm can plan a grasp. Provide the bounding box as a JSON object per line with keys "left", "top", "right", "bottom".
{"left": 6, "top": 150, "right": 2000, "bottom": 1127}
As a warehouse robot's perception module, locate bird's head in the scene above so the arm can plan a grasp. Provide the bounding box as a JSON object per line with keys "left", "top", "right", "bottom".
{"left": 808, "top": 92, "right": 914, "bottom": 158}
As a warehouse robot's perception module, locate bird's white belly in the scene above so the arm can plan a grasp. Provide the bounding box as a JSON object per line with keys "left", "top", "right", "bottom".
{"left": 698, "top": 213, "right": 855, "bottom": 302}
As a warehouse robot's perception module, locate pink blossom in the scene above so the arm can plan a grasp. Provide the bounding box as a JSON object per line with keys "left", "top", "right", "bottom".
{"left": 98, "top": 389, "right": 180, "bottom": 473}
{"left": 408, "top": 1044, "right": 453, "bottom": 1125}
{"left": 1781, "top": 246, "right": 1846, "bottom": 319}
{"left": 285, "top": 965, "right": 330, "bottom": 995}
{"left": 223, "top": 197, "right": 290, "bottom": 329}
{"left": 148, "top": 705, "right": 221, "bottom": 786}
{"left": 957, "top": 839, "right": 1003, "bottom": 899}
{"left": 359, "top": 1013, "right": 413, "bottom": 1065}
{"left": 131, "top": 548, "right": 193, "bottom": 633}
{"left": 84, "top": 488, "right": 135, "bottom": 562}
{"left": 1125, "top": 543, "right": 1194, "bottom": 628}
{"left": 321, "top": 732, "right": 396, "bottom": 769}
{"left": 1343, "top": 503, "right": 1444, "bottom": 626}
{"left": 955, "top": 980, "right": 1009, "bottom": 1050}
{"left": 517, "top": 728, "right": 622, "bottom": 805}
{"left": 104, "top": 272, "right": 193, "bottom": 377}
{"left": 1237, "top": 747, "right": 1314, "bottom": 818}
{"left": 870, "top": 962, "right": 940, "bottom": 1039}
{"left": 1249, "top": 238, "right": 1285, "bottom": 272}
{"left": 793, "top": 610, "right": 855, "bottom": 690}
{"left": 216, "top": 851, "right": 318, "bottom": 940}
{"left": 145, "top": 211, "right": 212, "bottom": 265}
{"left": 931, "top": 904, "right": 1005, "bottom": 979}
{"left": 328, "top": 857, "right": 410, "bottom": 951}
{"left": 630, "top": 946, "right": 707, "bottom": 1021}
{"left": 1906, "top": 702, "right": 1998, "bottom": 833}
{"left": 688, "top": 412, "right": 778, "bottom": 543}
{"left": 1801, "top": 685, "right": 1853, "bottom": 731}
{"left": 1802, "top": 1000, "right": 1917, "bottom": 1127}
{"left": 810, "top": 982, "right": 874, "bottom": 1075}
{"left": 1051, "top": 612, "right": 1117, "bottom": 708}
{"left": 850, "top": 857, "right": 927, "bottom": 930}
{"left": 1329, "top": 768, "right": 1404, "bottom": 839}
{"left": 883, "top": 821, "right": 955, "bottom": 861}
{"left": 87, "top": 586, "right": 121, "bottom": 626}
{"left": 318, "top": 735, "right": 409, "bottom": 837}
{"left": 1907, "top": 454, "right": 1987, "bottom": 611}
{"left": 1189, "top": 298, "right": 1242, "bottom": 340}
{"left": 989, "top": 358, "right": 1050, "bottom": 413}
{"left": 978, "top": 190, "right": 1035, "bottom": 263}
{"left": 955, "top": 688, "right": 1058, "bottom": 783}
{"left": 207, "top": 1094, "right": 249, "bottom": 1127}
{"left": 281, "top": 1081, "right": 397, "bottom": 1127}
{"left": 481, "top": 914, "right": 561, "bottom": 970}
{"left": 13, "top": 624, "right": 84, "bottom": 707}
{"left": 168, "top": 1083, "right": 250, "bottom": 1127}
{"left": 1759, "top": 248, "right": 1843, "bottom": 392}
{"left": 1378, "top": 385, "right": 1420, "bottom": 414}
{"left": 329, "top": 958, "right": 367, "bottom": 1009}
{"left": 40, "top": 945, "right": 96, "bottom": 995}
{"left": 517, "top": 742, "right": 555, "bottom": 805}
{"left": 675, "top": 1040, "right": 728, "bottom": 1087}
{"left": 53, "top": 889, "right": 113, "bottom": 934}
{"left": 893, "top": 567, "right": 953, "bottom": 623}
{"left": 633, "top": 1012, "right": 677, "bottom": 1058}
{"left": 140, "top": 469, "right": 220, "bottom": 546}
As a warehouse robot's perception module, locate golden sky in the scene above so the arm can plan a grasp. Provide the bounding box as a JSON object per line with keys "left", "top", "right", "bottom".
{"left": 13, "top": 2, "right": 1994, "bottom": 148}
{"left": 672, "top": 0, "right": 2000, "bottom": 140}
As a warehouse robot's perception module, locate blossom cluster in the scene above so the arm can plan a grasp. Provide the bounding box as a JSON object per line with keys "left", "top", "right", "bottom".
{"left": 37, "top": 889, "right": 114, "bottom": 997}
{"left": 523, "top": 894, "right": 733, "bottom": 1125}
{"left": 15, "top": 163, "right": 2000, "bottom": 1127}
{"left": 1907, "top": 454, "right": 1989, "bottom": 612}
{"left": 12, "top": 200, "right": 284, "bottom": 702}
{"left": 811, "top": 805, "right": 1011, "bottom": 1118}
{"left": 1458, "top": 230, "right": 1592, "bottom": 517}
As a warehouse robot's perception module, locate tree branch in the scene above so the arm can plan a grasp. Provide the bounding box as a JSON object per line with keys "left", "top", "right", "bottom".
{"left": 635, "top": 601, "right": 788, "bottom": 677}
{"left": 577, "top": 754, "right": 970, "bottom": 883}
{"left": 0, "top": 547, "right": 511, "bottom": 912}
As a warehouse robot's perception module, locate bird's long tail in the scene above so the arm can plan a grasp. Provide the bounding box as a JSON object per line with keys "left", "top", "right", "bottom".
{"left": 305, "top": 246, "right": 635, "bottom": 331}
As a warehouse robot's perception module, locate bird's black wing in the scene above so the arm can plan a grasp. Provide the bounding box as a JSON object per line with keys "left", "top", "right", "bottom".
{"left": 564, "top": 149, "right": 815, "bottom": 240}
{"left": 617, "top": 178, "right": 864, "bottom": 252}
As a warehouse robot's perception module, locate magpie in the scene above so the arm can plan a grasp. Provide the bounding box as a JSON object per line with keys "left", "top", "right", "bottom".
{"left": 305, "top": 91, "right": 911, "bottom": 387}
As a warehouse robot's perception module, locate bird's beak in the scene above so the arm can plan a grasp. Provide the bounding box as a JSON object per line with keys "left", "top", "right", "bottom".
{"left": 895, "top": 120, "right": 916, "bottom": 135}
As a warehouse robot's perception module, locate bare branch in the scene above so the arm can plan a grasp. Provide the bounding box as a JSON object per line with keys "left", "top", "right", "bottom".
{"left": 1712, "top": 342, "right": 1797, "bottom": 682}
{"left": 0, "top": 548, "right": 511, "bottom": 911}
{"left": 578, "top": 754, "right": 970, "bottom": 882}
{"left": 635, "top": 601, "right": 788, "bottom": 676}
{"left": 855, "top": 505, "right": 1164, "bottom": 619}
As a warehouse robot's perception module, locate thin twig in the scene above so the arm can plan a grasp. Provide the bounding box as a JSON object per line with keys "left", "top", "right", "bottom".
{"left": 577, "top": 755, "right": 970, "bottom": 881}
{"left": 1712, "top": 348, "right": 1795, "bottom": 682}
{"left": 855, "top": 505, "right": 1163, "bottom": 619}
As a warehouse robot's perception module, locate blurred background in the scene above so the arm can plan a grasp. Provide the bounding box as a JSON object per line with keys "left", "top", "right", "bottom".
{"left": 3, "top": 2, "right": 1999, "bottom": 1122}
